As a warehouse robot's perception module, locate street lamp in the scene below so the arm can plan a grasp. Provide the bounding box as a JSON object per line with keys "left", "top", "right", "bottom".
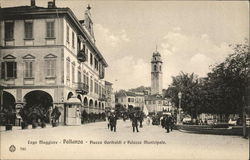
{"left": 177, "top": 92, "right": 182, "bottom": 124}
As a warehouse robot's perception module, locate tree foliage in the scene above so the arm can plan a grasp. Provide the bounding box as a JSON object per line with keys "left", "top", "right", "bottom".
{"left": 165, "top": 40, "right": 249, "bottom": 119}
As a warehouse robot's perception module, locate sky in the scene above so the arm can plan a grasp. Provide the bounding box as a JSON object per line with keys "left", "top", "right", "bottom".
{"left": 2, "top": 0, "right": 249, "bottom": 91}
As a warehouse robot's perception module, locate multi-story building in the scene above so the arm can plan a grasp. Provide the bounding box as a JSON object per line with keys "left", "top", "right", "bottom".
{"left": 0, "top": 0, "right": 108, "bottom": 125}
{"left": 116, "top": 91, "right": 145, "bottom": 110}
{"left": 145, "top": 95, "right": 173, "bottom": 113}
{"left": 104, "top": 81, "right": 115, "bottom": 109}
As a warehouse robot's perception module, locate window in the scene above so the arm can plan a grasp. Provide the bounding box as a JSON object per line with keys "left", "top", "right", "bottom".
{"left": 5, "top": 22, "right": 14, "bottom": 40}
{"left": 1, "top": 61, "right": 17, "bottom": 79}
{"left": 46, "top": 21, "right": 55, "bottom": 38}
{"left": 129, "top": 98, "right": 134, "bottom": 102}
{"left": 86, "top": 75, "right": 89, "bottom": 85}
{"left": 158, "top": 101, "right": 162, "bottom": 104}
{"left": 45, "top": 60, "right": 56, "bottom": 77}
{"left": 24, "top": 61, "right": 33, "bottom": 78}
{"left": 90, "top": 53, "right": 93, "bottom": 65}
{"left": 90, "top": 79, "right": 93, "bottom": 92}
{"left": 160, "top": 65, "right": 161, "bottom": 71}
{"left": 85, "top": 47, "right": 89, "bottom": 61}
{"left": 154, "top": 65, "right": 157, "bottom": 71}
{"left": 94, "top": 58, "right": 99, "bottom": 70}
{"left": 82, "top": 44, "right": 86, "bottom": 51}
{"left": 94, "top": 82, "right": 98, "bottom": 94}
{"left": 66, "top": 60, "right": 70, "bottom": 80}
{"left": 24, "top": 22, "right": 33, "bottom": 39}
{"left": 83, "top": 74, "right": 86, "bottom": 84}
{"left": 72, "top": 63, "right": 75, "bottom": 82}
{"left": 66, "top": 26, "right": 69, "bottom": 42}
{"left": 72, "top": 32, "right": 75, "bottom": 48}
{"left": 78, "top": 71, "right": 81, "bottom": 83}
{"left": 99, "top": 85, "right": 101, "bottom": 97}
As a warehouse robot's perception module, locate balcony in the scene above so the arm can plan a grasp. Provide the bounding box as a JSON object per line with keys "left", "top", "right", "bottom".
{"left": 77, "top": 49, "right": 87, "bottom": 62}
{"left": 98, "top": 94, "right": 107, "bottom": 101}
{"left": 74, "top": 83, "right": 89, "bottom": 95}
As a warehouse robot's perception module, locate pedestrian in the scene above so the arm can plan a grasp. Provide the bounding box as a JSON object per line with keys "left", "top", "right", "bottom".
{"left": 169, "top": 116, "right": 174, "bottom": 131}
{"left": 146, "top": 116, "right": 151, "bottom": 125}
{"left": 139, "top": 113, "right": 143, "bottom": 128}
{"left": 161, "top": 116, "right": 165, "bottom": 128}
{"left": 110, "top": 112, "right": 117, "bottom": 132}
{"left": 165, "top": 115, "right": 170, "bottom": 133}
{"left": 132, "top": 113, "right": 139, "bottom": 132}
{"left": 106, "top": 111, "right": 111, "bottom": 129}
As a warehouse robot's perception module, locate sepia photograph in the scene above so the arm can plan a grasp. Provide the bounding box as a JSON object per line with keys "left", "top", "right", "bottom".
{"left": 0, "top": 0, "right": 249, "bottom": 159}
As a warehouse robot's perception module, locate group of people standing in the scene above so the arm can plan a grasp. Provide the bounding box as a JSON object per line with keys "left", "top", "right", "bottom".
{"left": 160, "top": 114, "right": 175, "bottom": 133}
{"left": 106, "top": 111, "right": 118, "bottom": 132}
{"left": 106, "top": 110, "right": 144, "bottom": 133}
{"left": 106, "top": 111, "right": 175, "bottom": 133}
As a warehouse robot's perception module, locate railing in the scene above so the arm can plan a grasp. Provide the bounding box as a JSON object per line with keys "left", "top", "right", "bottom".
{"left": 98, "top": 94, "right": 107, "bottom": 101}
{"left": 74, "top": 82, "right": 89, "bottom": 95}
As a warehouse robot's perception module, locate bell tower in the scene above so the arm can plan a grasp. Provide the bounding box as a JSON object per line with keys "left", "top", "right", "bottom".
{"left": 83, "top": 4, "right": 95, "bottom": 42}
{"left": 151, "top": 48, "right": 163, "bottom": 95}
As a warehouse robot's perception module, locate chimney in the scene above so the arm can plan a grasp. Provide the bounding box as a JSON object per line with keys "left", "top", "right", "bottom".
{"left": 31, "top": 0, "right": 36, "bottom": 7}
{"left": 53, "top": 0, "right": 56, "bottom": 7}
{"left": 48, "top": 1, "right": 53, "bottom": 8}
{"left": 48, "top": 0, "right": 56, "bottom": 8}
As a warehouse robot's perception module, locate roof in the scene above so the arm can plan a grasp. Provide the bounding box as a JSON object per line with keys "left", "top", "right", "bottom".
{"left": 125, "top": 91, "right": 136, "bottom": 97}
{"left": 153, "top": 51, "right": 161, "bottom": 57}
{"left": 65, "top": 97, "right": 82, "bottom": 104}
{"left": 115, "top": 91, "right": 126, "bottom": 97}
{"left": 105, "top": 81, "right": 113, "bottom": 85}
{"left": 116, "top": 90, "right": 146, "bottom": 98}
{"left": 0, "top": 5, "right": 108, "bottom": 67}
{"left": 145, "top": 94, "right": 165, "bottom": 101}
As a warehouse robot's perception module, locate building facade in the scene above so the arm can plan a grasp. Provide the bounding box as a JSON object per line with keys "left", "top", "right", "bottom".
{"left": 116, "top": 91, "right": 145, "bottom": 110}
{"left": 0, "top": 1, "right": 108, "bottom": 125}
{"left": 145, "top": 95, "right": 173, "bottom": 113}
{"left": 105, "top": 81, "right": 115, "bottom": 109}
{"left": 151, "top": 50, "right": 163, "bottom": 95}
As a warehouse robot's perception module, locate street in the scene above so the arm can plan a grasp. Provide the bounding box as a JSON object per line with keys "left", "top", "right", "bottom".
{"left": 0, "top": 120, "right": 249, "bottom": 160}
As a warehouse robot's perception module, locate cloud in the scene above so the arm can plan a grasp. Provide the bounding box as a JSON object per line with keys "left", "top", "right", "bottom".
{"left": 106, "top": 56, "right": 150, "bottom": 91}
{"left": 173, "top": 27, "right": 181, "bottom": 32}
{"left": 189, "top": 53, "right": 213, "bottom": 76}
{"left": 95, "top": 24, "right": 130, "bottom": 47}
{"left": 159, "top": 30, "right": 232, "bottom": 86}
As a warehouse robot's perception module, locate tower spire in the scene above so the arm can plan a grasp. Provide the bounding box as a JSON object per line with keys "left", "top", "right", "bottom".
{"left": 156, "top": 45, "right": 158, "bottom": 52}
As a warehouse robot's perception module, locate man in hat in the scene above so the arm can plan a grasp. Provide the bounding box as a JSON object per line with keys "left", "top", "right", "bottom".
{"left": 132, "top": 111, "right": 139, "bottom": 132}
{"left": 109, "top": 111, "right": 117, "bottom": 132}
{"left": 165, "top": 115, "right": 170, "bottom": 133}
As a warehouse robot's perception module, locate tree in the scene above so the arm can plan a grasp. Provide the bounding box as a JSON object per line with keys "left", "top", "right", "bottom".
{"left": 165, "top": 72, "right": 202, "bottom": 119}
{"left": 128, "top": 86, "right": 151, "bottom": 93}
{"left": 165, "top": 40, "right": 249, "bottom": 123}
{"left": 205, "top": 39, "right": 249, "bottom": 118}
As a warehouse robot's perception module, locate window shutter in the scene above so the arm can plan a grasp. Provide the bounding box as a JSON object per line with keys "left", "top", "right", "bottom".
{"left": 13, "top": 62, "right": 17, "bottom": 78}
{"left": 1, "top": 62, "right": 5, "bottom": 79}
